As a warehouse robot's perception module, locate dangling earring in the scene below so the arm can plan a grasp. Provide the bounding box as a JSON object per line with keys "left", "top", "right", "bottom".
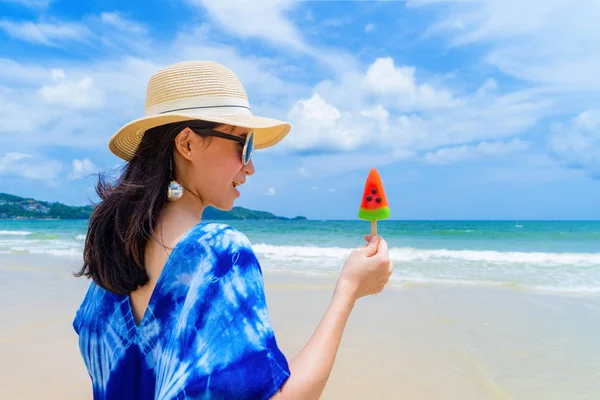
{"left": 167, "top": 156, "right": 183, "bottom": 201}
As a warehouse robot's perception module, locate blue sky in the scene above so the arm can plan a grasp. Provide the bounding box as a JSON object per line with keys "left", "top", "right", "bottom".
{"left": 1, "top": 0, "right": 599, "bottom": 220}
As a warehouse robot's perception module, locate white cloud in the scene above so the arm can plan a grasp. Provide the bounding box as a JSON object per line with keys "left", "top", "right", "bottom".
{"left": 480, "top": 153, "right": 586, "bottom": 183}
{"left": 360, "top": 105, "right": 389, "bottom": 120}
{"left": 2, "top": 0, "right": 50, "bottom": 8}
{"left": 0, "top": 23, "right": 311, "bottom": 151}
{"left": 39, "top": 70, "right": 103, "bottom": 109}
{"left": 0, "top": 19, "right": 88, "bottom": 46}
{"left": 363, "top": 57, "right": 456, "bottom": 110}
{"left": 0, "top": 152, "right": 63, "bottom": 180}
{"left": 100, "top": 12, "right": 147, "bottom": 34}
{"left": 285, "top": 94, "right": 365, "bottom": 152}
{"left": 283, "top": 93, "right": 396, "bottom": 154}
{"left": 360, "top": 105, "right": 390, "bottom": 133}
{"left": 0, "top": 13, "right": 151, "bottom": 55}
{"left": 187, "top": 0, "right": 308, "bottom": 52}
{"left": 266, "top": 187, "right": 276, "bottom": 196}
{"left": 0, "top": 58, "right": 49, "bottom": 86}
{"left": 548, "top": 111, "right": 600, "bottom": 178}
{"left": 0, "top": 87, "right": 39, "bottom": 133}
{"left": 279, "top": 57, "right": 551, "bottom": 160}
{"left": 298, "top": 168, "right": 309, "bottom": 177}
{"left": 391, "top": 86, "right": 551, "bottom": 151}
{"left": 485, "top": 163, "right": 585, "bottom": 184}
{"left": 0, "top": 152, "right": 31, "bottom": 165}
{"left": 69, "top": 158, "right": 98, "bottom": 180}
{"left": 185, "top": 0, "right": 357, "bottom": 73}
{"left": 0, "top": 57, "right": 160, "bottom": 148}
{"left": 293, "top": 94, "right": 341, "bottom": 123}
{"left": 0, "top": 1, "right": 569, "bottom": 181}
{"left": 364, "top": 58, "right": 415, "bottom": 94}
{"left": 365, "top": 23, "right": 375, "bottom": 33}
{"left": 419, "top": 0, "right": 600, "bottom": 89}
{"left": 424, "top": 138, "right": 530, "bottom": 165}
{"left": 171, "top": 27, "right": 306, "bottom": 100}
{"left": 322, "top": 17, "right": 352, "bottom": 28}
{"left": 292, "top": 152, "right": 408, "bottom": 178}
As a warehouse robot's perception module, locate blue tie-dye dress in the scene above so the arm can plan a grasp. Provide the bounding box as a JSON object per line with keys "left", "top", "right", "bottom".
{"left": 73, "top": 222, "right": 291, "bottom": 399}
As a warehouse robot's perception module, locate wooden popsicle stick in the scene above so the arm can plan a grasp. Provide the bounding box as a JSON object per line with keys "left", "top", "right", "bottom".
{"left": 371, "top": 220, "right": 377, "bottom": 237}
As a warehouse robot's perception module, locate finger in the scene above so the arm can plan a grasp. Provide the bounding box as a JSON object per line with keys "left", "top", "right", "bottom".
{"left": 363, "top": 235, "right": 380, "bottom": 256}
{"left": 360, "top": 235, "right": 372, "bottom": 249}
{"left": 377, "top": 237, "right": 389, "bottom": 256}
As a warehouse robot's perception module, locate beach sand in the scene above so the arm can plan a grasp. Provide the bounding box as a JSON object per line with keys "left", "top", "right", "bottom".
{"left": 1, "top": 256, "right": 599, "bottom": 399}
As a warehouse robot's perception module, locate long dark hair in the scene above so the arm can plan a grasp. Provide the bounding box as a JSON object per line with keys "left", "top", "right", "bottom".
{"left": 74, "top": 120, "right": 216, "bottom": 294}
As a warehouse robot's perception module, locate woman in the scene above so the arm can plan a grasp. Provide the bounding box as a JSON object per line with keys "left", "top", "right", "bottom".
{"left": 73, "top": 61, "right": 393, "bottom": 399}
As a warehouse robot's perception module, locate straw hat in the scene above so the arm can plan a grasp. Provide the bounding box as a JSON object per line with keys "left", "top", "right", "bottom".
{"left": 108, "top": 60, "right": 291, "bottom": 161}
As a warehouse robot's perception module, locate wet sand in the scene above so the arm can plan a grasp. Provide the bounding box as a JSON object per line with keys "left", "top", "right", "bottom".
{"left": 1, "top": 256, "right": 599, "bottom": 399}
{"left": 265, "top": 272, "right": 600, "bottom": 400}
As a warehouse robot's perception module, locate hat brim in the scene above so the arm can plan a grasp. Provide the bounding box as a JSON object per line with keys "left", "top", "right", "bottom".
{"left": 108, "top": 113, "right": 291, "bottom": 161}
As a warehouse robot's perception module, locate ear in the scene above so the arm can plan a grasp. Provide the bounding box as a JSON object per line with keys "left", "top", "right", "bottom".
{"left": 173, "top": 127, "right": 195, "bottom": 161}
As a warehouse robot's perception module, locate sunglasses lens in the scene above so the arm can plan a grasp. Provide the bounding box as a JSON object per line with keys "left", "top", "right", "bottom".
{"left": 244, "top": 132, "right": 254, "bottom": 164}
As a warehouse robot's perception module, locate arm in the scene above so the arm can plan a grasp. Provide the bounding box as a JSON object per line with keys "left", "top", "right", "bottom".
{"left": 269, "top": 236, "right": 389, "bottom": 400}
{"left": 270, "top": 287, "right": 356, "bottom": 400}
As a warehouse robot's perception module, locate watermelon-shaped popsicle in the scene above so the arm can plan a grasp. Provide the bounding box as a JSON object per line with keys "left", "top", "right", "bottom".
{"left": 358, "top": 168, "right": 390, "bottom": 235}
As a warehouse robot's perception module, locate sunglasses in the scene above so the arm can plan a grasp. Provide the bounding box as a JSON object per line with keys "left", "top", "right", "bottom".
{"left": 190, "top": 128, "right": 255, "bottom": 166}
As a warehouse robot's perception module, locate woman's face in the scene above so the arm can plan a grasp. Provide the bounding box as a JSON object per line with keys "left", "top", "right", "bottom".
{"left": 176, "top": 124, "right": 255, "bottom": 211}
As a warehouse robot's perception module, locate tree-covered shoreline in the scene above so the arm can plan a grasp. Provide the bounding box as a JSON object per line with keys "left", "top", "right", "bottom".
{"left": 0, "top": 193, "right": 306, "bottom": 221}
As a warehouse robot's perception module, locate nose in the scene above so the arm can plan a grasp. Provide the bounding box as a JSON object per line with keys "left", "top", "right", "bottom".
{"left": 242, "top": 158, "right": 255, "bottom": 176}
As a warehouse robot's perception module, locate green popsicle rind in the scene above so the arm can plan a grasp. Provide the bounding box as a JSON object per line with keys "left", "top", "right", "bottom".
{"left": 358, "top": 207, "right": 391, "bottom": 221}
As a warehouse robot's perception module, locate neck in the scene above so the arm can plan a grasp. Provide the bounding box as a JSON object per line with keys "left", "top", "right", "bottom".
{"left": 164, "top": 190, "right": 206, "bottom": 222}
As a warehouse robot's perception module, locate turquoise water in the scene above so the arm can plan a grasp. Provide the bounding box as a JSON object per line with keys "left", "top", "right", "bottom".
{"left": 1, "top": 219, "right": 600, "bottom": 294}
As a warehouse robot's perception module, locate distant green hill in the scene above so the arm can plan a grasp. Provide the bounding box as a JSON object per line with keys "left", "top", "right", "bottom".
{"left": 0, "top": 193, "right": 94, "bottom": 220}
{"left": 0, "top": 193, "right": 306, "bottom": 221}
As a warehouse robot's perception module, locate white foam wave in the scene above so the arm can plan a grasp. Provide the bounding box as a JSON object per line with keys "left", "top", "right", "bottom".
{"left": 8, "top": 247, "right": 82, "bottom": 258}
{"left": 253, "top": 243, "right": 600, "bottom": 267}
{"left": 387, "top": 276, "right": 600, "bottom": 295}
{"left": 253, "top": 243, "right": 351, "bottom": 259}
{"left": 0, "top": 230, "right": 32, "bottom": 236}
{"left": 525, "top": 284, "right": 600, "bottom": 294}
{"left": 391, "top": 247, "right": 600, "bottom": 266}
{"left": 252, "top": 243, "right": 600, "bottom": 294}
{"left": 75, "top": 234, "right": 86, "bottom": 240}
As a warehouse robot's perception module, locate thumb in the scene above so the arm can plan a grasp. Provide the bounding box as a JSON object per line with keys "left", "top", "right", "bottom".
{"left": 362, "top": 235, "right": 379, "bottom": 257}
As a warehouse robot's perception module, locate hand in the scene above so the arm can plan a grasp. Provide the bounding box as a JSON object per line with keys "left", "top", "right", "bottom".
{"left": 334, "top": 235, "right": 394, "bottom": 302}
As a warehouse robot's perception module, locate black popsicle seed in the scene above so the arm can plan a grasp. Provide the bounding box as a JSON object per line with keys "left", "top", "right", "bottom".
{"left": 371, "top": 188, "right": 377, "bottom": 195}
{"left": 376, "top": 197, "right": 382, "bottom": 203}
{"left": 366, "top": 195, "right": 373, "bottom": 201}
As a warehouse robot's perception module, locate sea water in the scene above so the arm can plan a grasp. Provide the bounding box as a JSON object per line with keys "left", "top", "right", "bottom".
{"left": 1, "top": 219, "right": 599, "bottom": 294}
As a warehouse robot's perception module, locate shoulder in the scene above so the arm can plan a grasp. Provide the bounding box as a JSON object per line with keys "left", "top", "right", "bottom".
{"left": 168, "top": 222, "right": 257, "bottom": 276}
{"left": 72, "top": 281, "right": 122, "bottom": 335}
{"left": 182, "top": 222, "right": 253, "bottom": 255}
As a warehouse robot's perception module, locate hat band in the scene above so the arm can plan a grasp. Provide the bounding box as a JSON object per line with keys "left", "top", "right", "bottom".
{"left": 145, "top": 96, "right": 252, "bottom": 117}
